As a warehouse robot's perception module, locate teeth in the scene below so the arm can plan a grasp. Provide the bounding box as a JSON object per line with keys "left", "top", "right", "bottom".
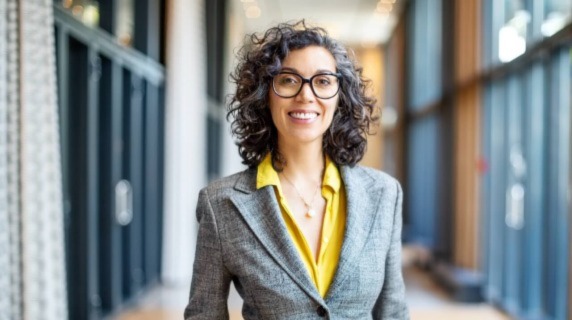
{"left": 290, "top": 112, "right": 318, "bottom": 120}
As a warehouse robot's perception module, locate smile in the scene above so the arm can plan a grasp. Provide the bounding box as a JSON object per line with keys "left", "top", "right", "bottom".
{"left": 288, "top": 112, "right": 319, "bottom": 120}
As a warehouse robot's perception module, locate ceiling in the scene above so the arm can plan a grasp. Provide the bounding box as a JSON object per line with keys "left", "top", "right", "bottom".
{"left": 229, "top": 0, "right": 403, "bottom": 46}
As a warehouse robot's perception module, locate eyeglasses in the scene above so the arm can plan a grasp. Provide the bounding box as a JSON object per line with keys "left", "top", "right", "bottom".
{"left": 272, "top": 71, "right": 341, "bottom": 99}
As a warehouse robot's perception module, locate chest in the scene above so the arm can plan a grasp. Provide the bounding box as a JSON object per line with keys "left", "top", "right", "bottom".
{"left": 280, "top": 188, "right": 327, "bottom": 260}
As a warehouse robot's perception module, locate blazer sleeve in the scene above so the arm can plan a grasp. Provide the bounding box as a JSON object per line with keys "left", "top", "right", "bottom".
{"left": 184, "top": 189, "right": 232, "bottom": 320}
{"left": 372, "top": 180, "right": 410, "bottom": 319}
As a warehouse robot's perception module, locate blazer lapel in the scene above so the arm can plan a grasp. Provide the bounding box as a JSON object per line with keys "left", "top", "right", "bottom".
{"left": 326, "top": 166, "right": 383, "bottom": 299}
{"left": 229, "top": 170, "right": 324, "bottom": 304}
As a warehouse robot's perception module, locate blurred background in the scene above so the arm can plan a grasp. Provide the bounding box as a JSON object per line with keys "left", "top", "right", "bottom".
{"left": 1, "top": 0, "right": 571, "bottom": 319}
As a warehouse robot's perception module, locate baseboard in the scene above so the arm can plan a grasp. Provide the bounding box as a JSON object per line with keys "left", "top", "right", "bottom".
{"left": 432, "top": 262, "right": 484, "bottom": 303}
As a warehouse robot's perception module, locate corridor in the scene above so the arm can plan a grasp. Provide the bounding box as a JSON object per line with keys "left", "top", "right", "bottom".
{"left": 1, "top": 0, "right": 570, "bottom": 319}
{"left": 115, "top": 264, "right": 511, "bottom": 320}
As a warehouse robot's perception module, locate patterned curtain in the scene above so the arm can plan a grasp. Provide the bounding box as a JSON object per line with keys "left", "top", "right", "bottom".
{"left": 0, "top": 0, "right": 68, "bottom": 319}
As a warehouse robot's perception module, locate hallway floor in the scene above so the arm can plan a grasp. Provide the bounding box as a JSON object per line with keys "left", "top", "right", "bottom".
{"left": 115, "top": 266, "right": 512, "bottom": 320}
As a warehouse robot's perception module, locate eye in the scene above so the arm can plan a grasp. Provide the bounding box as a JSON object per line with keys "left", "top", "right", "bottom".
{"left": 313, "top": 75, "right": 335, "bottom": 87}
{"left": 276, "top": 74, "right": 300, "bottom": 86}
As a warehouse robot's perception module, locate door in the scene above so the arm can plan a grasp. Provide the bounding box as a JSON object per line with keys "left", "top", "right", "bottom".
{"left": 56, "top": 16, "right": 165, "bottom": 319}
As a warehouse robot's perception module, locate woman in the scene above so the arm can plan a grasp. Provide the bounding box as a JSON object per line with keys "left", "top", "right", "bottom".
{"left": 185, "top": 21, "right": 409, "bottom": 319}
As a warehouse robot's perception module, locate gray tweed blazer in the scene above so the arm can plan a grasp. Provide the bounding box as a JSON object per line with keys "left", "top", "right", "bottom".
{"left": 184, "top": 165, "right": 409, "bottom": 319}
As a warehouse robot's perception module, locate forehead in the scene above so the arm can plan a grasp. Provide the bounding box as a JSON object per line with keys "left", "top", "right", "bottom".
{"left": 281, "top": 46, "right": 337, "bottom": 74}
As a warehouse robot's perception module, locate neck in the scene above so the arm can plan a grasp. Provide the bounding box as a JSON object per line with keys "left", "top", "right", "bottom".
{"left": 278, "top": 140, "right": 325, "bottom": 184}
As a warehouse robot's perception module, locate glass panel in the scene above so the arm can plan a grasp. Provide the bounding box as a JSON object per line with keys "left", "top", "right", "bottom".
{"left": 61, "top": 0, "right": 100, "bottom": 27}
{"left": 407, "top": 0, "right": 442, "bottom": 110}
{"left": 407, "top": 115, "right": 438, "bottom": 247}
{"left": 541, "top": 0, "right": 572, "bottom": 37}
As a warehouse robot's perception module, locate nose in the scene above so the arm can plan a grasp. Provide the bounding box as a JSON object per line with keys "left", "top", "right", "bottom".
{"left": 296, "top": 82, "right": 315, "bottom": 102}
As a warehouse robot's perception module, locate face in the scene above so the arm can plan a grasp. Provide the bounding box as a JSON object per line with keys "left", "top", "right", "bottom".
{"left": 268, "top": 45, "right": 339, "bottom": 149}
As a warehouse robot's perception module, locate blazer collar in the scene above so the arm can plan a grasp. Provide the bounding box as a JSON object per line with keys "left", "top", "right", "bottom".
{"left": 325, "top": 165, "right": 384, "bottom": 300}
{"left": 230, "top": 165, "right": 383, "bottom": 302}
{"left": 230, "top": 168, "right": 324, "bottom": 304}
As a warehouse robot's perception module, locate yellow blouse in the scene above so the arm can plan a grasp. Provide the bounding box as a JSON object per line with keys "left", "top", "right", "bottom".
{"left": 256, "top": 154, "right": 346, "bottom": 297}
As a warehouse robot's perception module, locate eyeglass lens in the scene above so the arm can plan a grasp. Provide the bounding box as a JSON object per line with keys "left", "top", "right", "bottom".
{"left": 273, "top": 73, "right": 339, "bottom": 99}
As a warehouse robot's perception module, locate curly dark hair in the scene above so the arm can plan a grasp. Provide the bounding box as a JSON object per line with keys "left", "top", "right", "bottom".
{"left": 227, "top": 20, "right": 378, "bottom": 170}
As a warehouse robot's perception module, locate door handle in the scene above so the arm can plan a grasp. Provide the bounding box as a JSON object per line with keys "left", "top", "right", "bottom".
{"left": 505, "top": 182, "right": 524, "bottom": 230}
{"left": 506, "top": 147, "right": 526, "bottom": 230}
{"left": 115, "top": 180, "right": 133, "bottom": 226}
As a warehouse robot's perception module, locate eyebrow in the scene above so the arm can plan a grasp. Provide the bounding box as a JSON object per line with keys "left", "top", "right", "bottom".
{"left": 280, "top": 67, "right": 337, "bottom": 74}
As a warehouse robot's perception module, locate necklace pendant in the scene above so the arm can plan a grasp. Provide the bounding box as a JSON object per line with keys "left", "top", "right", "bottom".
{"left": 306, "top": 209, "right": 316, "bottom": 218}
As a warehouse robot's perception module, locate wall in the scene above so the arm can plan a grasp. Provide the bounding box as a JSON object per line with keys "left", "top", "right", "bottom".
{"left": 354, "top": 46, "right": 385, "bottom": 170}
{"left": 162, "top": 0, "right": 207, "bottom": 285}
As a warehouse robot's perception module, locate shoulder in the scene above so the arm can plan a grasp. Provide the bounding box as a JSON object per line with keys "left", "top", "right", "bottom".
{"left": 342, "top": 164, "right": 401, "bottom": 193}
{"left": 353, "top": 165, "right": 399, "bottom": 184}
{"left": 199, "top": 168, "right": 256, "bottom": 200}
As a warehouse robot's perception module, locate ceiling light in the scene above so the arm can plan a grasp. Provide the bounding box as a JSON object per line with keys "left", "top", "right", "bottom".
{"left": 498, "top": 25, "right": 526, "bottom": 62}
{"left": 376, "top": 2, "right": 393, "bottom": 13}
{"left": 245, "top": 5, "right": 261, "bottom": 19}
{"left": 381, "top": 106, "right": 398, "bottom": 130}
{"left": 541, "top": 12, "right": 567, "bottom": 37}
{"left": 71, "top": 5, "right": 84, "bottom": 17}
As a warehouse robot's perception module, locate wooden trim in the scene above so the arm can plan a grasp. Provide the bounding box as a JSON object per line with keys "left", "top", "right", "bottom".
{"left": 381, "top": 13, "right": 407, "bottom": 184}
{"left": 394, "top": 11, "right": 407, "bottom": 185}
{"left": 454, "top": 0, "right": 481, "bottom": 83}
{"left": 452, "top": 0, "right": 481, "bottom": 270}
{"left": 453, "top": 86, "right": 481, "bottom": 269}
{"left": 380, "top": 13, "right": 408, "bottom": 228}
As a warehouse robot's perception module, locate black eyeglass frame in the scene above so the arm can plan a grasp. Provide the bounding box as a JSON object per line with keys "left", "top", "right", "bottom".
{"left": 272, "top": 71, "right": 342, "bottom": 99}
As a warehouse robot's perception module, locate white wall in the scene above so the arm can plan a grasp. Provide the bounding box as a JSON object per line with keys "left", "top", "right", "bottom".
{"left": 162, "top": 0, "right": 207, "bottom": 285}
{"left": 220, "top": 3, "right": 248, "bottom": 177}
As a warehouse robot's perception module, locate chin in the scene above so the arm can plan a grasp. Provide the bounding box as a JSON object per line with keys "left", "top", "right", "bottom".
{"left": 289, "top": 132, "right": 325, "bottom": 144}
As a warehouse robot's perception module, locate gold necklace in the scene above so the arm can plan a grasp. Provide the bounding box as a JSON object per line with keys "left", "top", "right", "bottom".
{"left": 280, "top": 172, "right": 321, "bottom": 218}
